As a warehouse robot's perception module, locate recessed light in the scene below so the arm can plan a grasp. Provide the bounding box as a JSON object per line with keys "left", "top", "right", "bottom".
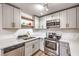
{"left": 45, "top": 8, "right": 49, "bottom": 11}
{"left": 40, "top": 12, "right": 43, "bottom": 15}
{"left": 36, "top": 4, "right": 44, "bottom": 11}
{"left": 44, "top": 4, "right": 49, "bottom": 11}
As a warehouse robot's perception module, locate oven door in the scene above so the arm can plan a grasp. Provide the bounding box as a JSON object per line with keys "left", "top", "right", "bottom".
{"left": 44, "top": 40, "right": 59, "bottom": 56}
{"left": 45, "top": 40, "right": 57, "bottom": 50}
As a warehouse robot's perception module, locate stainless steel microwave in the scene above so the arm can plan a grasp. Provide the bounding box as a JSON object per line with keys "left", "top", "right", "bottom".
{"left": 46, "top": 20, "right": 60, "bottom": 29}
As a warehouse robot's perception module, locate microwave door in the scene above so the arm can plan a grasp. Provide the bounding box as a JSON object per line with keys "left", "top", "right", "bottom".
{"left": 47, "top": 22, "right": 55, "bottom": 28}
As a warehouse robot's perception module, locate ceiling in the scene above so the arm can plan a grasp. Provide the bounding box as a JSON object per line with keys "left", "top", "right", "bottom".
{"left": 11, "top": 3, "right": 79, "bottom": 17}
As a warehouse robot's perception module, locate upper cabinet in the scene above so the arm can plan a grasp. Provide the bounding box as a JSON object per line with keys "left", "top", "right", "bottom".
{"left": 77, "top": 7, "right": 79, "bottom": 28}
{"left": 2, "top": 4, "right": 21, "bottom": 29}
{"left": 34, "top": 16, "right": 46, "bottom": 29}
{"left": 60, "top": 10, "right": 67, "bottom": 28}
{"left": 39, "top": 7, "right": 77, "bottom": 29}
{"left": 60, "top": 8, "right": 76, "bottom": 28}
{"left": 39, "top": 16, "right": 46, "bottom": 29}
{"left": 52, "top": 12, "right": 60, "bottom": 20}
{"left": 46, "top": 15, "right": 52, "bottom": 21}
{"left": 14, "top": 8, "right": 21, "bottom": 28}
{"left": 2, "top": 4, "right": 14, "bottom": 28}
{"left": 34, "top": 16, "right": 40, "bottom": 29}
{"left": 0, "top": 4, "right": 2, "bottom": 28}
{"left": 67, "top": 8, "right": 76, "bottom": 28}
{"left": 1, "top": 4, "right": 78, "bottom": 29}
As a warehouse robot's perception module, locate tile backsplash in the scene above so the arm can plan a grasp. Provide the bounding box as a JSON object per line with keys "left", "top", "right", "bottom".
{"left": 0, "top": 29, "right": 33, "bottom": 41}
{"left": 33, "top": 29, "right": 79, "bottom": 42}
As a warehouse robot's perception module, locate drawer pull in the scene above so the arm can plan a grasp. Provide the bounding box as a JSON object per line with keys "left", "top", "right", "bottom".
{"left": 32, "top": 44, "right": 35, "bottom": 48}
{"left": 66, "top": 24, "right": 69, "bottom": 27}
{"left": 12, "top": 22, "right": 15, "bottom": 27}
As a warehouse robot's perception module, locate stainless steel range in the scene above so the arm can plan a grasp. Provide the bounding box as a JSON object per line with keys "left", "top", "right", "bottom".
{"left": 44, "top": 32, "right": 61, "bottom": 56}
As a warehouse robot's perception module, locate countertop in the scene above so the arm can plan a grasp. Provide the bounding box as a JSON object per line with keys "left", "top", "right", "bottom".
{"left": 0, "top": 37, "right": 39, "bottom": 50}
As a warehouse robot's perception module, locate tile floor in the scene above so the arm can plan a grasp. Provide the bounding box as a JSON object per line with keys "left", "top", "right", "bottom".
{"left": 33, "top": 51, "right": 48, "bottom": 56}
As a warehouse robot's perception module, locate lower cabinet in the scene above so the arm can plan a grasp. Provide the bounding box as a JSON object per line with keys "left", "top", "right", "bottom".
{"left": 25, "top": 39, "right": 40, "bottom": 56}
{"left": 60, "top": 41, "right": 71, "bottom": 56}
{"left": 40, "top": 38, "right": 45, "bottom": 51}
{"left": 4, "top": 46, "right": 25, "bottom": 56}
{"left": 32, "top": 39, "right": 40, "bottom": 54}
{"left": 25, "top": 41, "right": 32, "bottom": 56}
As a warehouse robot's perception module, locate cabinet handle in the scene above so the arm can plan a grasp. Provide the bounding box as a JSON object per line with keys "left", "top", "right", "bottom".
{"left": 67, "top": 24, "right": 69, "bottom": 27}
{"left": 42, "top": 25, "right": 43, "bottom": 29}
{"left": 66, "top": 24, "right": 67, "bottom": 27}
{"left": 32, "top": 44, "right": 35, "bottom": 48}
{"left": 66, "top": 48, "right": 69, "bottom": 55}
{"left": 66, "top": 24, "right": 69, "bottom": 28}
{"left": 12, "top": 22, "right": 15, "bottom": 27}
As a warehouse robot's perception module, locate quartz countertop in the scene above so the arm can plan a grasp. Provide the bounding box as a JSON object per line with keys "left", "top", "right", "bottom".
{"left": 0, "top": 37, "right": 39, "bottom": 50}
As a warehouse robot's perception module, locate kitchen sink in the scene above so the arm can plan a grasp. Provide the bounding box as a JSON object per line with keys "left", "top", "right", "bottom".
{"left": 23, "top": 37, "right": 36, "bottom": 40}
{"left": 18, "top": 35, "right": 36, "bottom": 40}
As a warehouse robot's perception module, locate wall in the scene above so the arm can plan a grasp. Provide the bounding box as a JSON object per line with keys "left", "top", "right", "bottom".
{"left": 33, "top": 30, "right": 46, "bottom": 38}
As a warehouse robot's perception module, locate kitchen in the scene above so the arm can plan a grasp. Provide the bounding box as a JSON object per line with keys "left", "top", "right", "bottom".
{"left": 0, "top": 3, "right": 79, "bottom": 56}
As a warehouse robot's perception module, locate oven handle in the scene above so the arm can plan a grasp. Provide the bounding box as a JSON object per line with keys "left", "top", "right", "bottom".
{"left": 45, "top": 40, "right": 58, "bottom": 43}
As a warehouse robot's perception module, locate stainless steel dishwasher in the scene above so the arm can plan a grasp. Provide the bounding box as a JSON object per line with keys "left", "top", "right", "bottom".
{"left": 3, "top": 43, "right": 25, "bottom": 56}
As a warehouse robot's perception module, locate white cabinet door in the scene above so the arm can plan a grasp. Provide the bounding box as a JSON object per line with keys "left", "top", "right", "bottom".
{"left": 60, "top": 42, "right": 71, "bottom": 56}
{"left": 25, "top": 39, "right": 40, "bottom": 56}
{"left": 40, "top": 17, "right": 46, "bottom": 29}
{"left": 37, "top": 39, "right": 40, "bottom": 50}
{"left": 77, "top": 7, "right": 79, "bottom": 28}
{"left": 39, "top": 18, "right": 43, "bottom": 29}
{"left": 34, "top": 16, "right": 40, "bottom": 29}
{"left": 2, "top": 4, "right": 14, "bottom": 28}
{"left": 25, "top": 42, "right": 32, "bottom": 56}
{"left": 0, "top": 4, "right": 2, "bottom": 29}
{"left": 33, "top": 40, "right": 39, "bottom": 52}
{"left": 60, "top": 10, "right": 67, "bottom": 28}
{"left": 52, "top": 12, "right": 60, "bottom": 19}
{"left": 67, "top": 8, "right": 76, "bottom": 28}
{"left": 14, "top": 8, "right": 21, "bottom": 28}
{"left": 4, "top": 47, "right": 23, "bottom": 56}
{"left": 46, "top": 15, "right": 52, "bottom": 21}
{"left": 40, "top": 38, "right": 44, "bottom": 51}
{"left": 32, "top": 39, "right": 40, "bottom": 54}
{"left": 20, "top": 46, "right": 25, "bottom": 56}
